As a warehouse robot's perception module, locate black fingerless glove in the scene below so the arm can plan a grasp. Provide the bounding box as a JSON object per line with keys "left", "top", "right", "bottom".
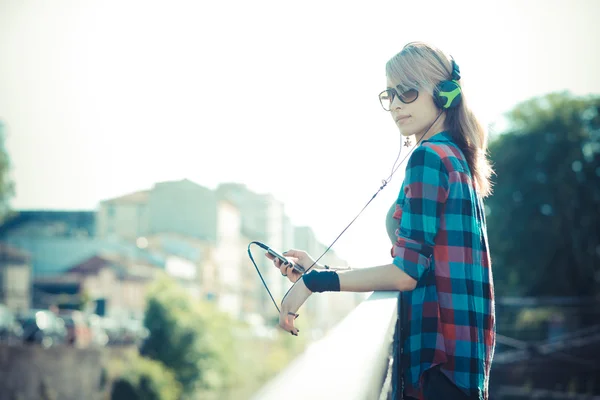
{"left": 302, "top": 270, "right": 340, "bottom": 293}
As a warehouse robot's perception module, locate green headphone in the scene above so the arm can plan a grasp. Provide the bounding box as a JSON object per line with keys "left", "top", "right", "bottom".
{"left": 433, "top": 58, "right": 462, "bottom": 109}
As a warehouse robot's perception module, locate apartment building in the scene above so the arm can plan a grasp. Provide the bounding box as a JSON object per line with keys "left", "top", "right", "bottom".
{"left": 0, "top": 243, "right": 31, "bottom": 312}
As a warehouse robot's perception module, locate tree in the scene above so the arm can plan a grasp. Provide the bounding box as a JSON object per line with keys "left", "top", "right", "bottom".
{"left": 140, "top": 275, "right": 238, "bottom": 396}
{"left": 139, "top": 274, "right": 311, "bottom": 399}
{"left": 486, "top": 92, "right": 600, "bottom": 298}
{"left": 110, "top": 354, "right": 181, "bottom": 400}
{"left": 0, "top": 121, "right": 15, "bottom": 223}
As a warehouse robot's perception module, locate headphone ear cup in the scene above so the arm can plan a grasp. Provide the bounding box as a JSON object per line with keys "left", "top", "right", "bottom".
{"left": 434, "top": 80, "right": 462, "bottom": 109}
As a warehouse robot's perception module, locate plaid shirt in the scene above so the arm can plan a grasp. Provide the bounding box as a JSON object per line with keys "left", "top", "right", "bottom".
{"left": 391, "top": 131, "right": 495, "bottom": 400}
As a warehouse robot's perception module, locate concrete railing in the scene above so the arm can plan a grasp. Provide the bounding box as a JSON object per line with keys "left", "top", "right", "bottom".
{"left": 252, "top": 291, "right": 402, "bottom": 400}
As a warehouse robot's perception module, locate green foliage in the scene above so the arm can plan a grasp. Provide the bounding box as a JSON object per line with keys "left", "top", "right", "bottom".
{"left": 110, "top": 354, "right": 181, "bottom": 400}
{"left": 219, "top": 322, "right": 309, "bottom": 400}
{"left": 487, "top": 91, "right": 600, "bottom": 297}
{"left": 140, "top": 275, "right": 239, "bottom": 395}
{"left": 139, "top": 274, "right": 310, "bottom": 399}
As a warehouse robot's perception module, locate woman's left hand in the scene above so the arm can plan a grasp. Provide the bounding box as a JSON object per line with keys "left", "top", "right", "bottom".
{"left": 279, "top": 277, "right": 312, "bottom": 336}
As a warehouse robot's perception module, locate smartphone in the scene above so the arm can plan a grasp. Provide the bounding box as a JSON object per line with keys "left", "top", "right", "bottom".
{"left": 267, "top": 248, "right": 306, "bottom": 274}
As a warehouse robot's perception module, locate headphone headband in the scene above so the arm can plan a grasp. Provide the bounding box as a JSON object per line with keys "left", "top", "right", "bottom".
{"left": 450, "top": 59, "right": 461, "bottom": 81}
{"left": 399, "top": 42, "right": 463, "bottom": 109}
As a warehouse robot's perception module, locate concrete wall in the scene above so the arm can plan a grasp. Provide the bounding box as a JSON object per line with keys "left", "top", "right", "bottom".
{"left": 215, "top": 200, "right": 243, "bottom": 318}
{"left": 147, "top": 180, "right": 217, "bottom": 241}
{"left": 0, "top": 264, "right": 31, "bottom": 312}
{"left": 97, "top": 202, "right": 148, "bottom": 241}
{"left": 0, "top": 344, "right": 131, "bottom": 400}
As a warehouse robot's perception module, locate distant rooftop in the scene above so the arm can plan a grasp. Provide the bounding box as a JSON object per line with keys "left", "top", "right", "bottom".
{"left": 0, "top": 242, "right": 30, "bottom": 263}
{"left": 0, "top": 210, "right": 96, "bottom": 238}
{"left": 101, "top": 190, "right": 150, "bottom": 205}
{"left": 3, "top": 236, "right": 166, "bottom": 277}
{"left": 67, "top": 253, "right": 156, "bottom": 281}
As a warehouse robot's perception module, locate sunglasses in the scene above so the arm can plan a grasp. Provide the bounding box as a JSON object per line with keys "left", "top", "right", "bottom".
{"left": 378, "top": 87, "right": 419, "bottom": 111}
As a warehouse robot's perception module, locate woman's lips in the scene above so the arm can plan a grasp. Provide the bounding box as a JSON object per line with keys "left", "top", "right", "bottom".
{"left": 396, "top": 115, "right": 411, "bottom": 123}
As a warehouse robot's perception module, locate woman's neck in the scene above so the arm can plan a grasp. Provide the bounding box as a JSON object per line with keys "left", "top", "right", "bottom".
{"left": 419, "top": 112, "right": 447, "bottom": 142}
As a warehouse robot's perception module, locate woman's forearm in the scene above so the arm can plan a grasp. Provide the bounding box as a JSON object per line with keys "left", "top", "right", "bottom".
{"left": 337, "top": 263, "right": 417, "bottom": 292}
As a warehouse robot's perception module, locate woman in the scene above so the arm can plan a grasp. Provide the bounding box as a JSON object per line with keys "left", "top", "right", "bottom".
{"left": 266, "top": 42, "right": 495, "bottom": 400}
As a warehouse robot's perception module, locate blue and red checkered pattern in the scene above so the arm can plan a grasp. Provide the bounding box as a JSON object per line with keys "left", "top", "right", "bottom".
{"left": 392, "top": 131, "right": 495, "bottom": 400}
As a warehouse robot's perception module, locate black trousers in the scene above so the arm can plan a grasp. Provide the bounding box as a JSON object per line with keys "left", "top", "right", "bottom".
{"left": 404, "top": 365, "right": 479, "bottom": 400}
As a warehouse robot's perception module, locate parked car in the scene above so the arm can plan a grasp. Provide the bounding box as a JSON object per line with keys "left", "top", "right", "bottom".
{"left": 86, "top": 314, "right": 109, "bottom": 347}
{"left": 97, "top": 316, "right": 122, "bottom": 345}
{"left": 58, "top": 310, "right": 92, "bottom": 347}
{"left": 17, "top": 309, "right": 67, "bottom": 348}
{"left": 0, "top": 304, "right": 23, "bottom": 345}
{"left": 121, "top": 318, "right": 149, "bottom": 346}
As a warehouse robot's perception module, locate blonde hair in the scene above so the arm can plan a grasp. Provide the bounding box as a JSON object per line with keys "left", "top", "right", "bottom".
{"left": 386, "top": 41, "right": 493, "bottom": 197}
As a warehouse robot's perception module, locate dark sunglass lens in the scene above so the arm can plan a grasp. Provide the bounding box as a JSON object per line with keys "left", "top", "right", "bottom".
{"left": 399, "top": 89, "right": 418, "bottom": 103}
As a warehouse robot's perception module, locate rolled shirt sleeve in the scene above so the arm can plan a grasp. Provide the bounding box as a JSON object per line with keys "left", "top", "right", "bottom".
{"left": 393, "top": 144, "right": 449, "bottom": 282}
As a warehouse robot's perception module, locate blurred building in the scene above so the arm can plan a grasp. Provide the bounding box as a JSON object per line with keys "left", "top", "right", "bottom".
{"left": 97, "top": 179, "right": 246, "bottom": 318}
{"left": 32, "top": 253, "right": 158, "bottom": 320}
{"left": 216, "top": 183, "right": 293, "bottom": 323}
{"left": 143, "top": 233, "right": 218, "bottom": 301}
{"left": 293, "top": 226, "right": 365, "bottom": 335}
{"left": 216, "top": 183, "right": 362, "bottom": 333}
{"left": 213, "top": 199, "right": 244, "bottom": 317}
{"left": 1, "top": 180, "right": 362, "bottom": 332}
{"left": 0, "top": 210, "right": 95, "bottom": 239}
{"left": 0, "top": 243, "right": 31, "bottom": 312}
{"left": 3, "top": 236, "right": 166, "bottom": 277}
{"left": 96, "top": 190, "right": 149, "bottom": 240}
{"left": 1, "top": 217, "right": 199, "bottom": 318}
{"left": 96, "top": 179, "right": 218, "bottom": 242}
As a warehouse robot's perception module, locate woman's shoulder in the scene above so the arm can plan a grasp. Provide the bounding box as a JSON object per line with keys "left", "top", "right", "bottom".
{"left": 416, "top": 141, "right": 468, "bottom": 175}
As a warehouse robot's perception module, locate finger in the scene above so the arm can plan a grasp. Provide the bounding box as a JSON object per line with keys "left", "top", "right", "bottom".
{"left": 282, "top": 249, "right": 303, "bottom": 258}
{"left": 280, "top": 325, "right": 298, "bottom": 336}
{"left": 288, "top": 268, "right": 302, "bottom": 282}
{"left": 289, "top": 272, "right": 300, "bottom": 283}
{"left": 265, "top": 252, "right": 275, "bottom": 261}
{"left": 279, "top": 309, "right": 299, "bottom": 330}
{"left": 280, "top": 264, "right": 287, "bottom": 276}
{"left": 286, "top": 257, "right": 299, "bottom": 265}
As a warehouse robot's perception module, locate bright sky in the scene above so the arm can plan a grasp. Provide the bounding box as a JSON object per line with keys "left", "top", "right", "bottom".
{"left": 1, "top": 0, "right": 599, "bottom": 267}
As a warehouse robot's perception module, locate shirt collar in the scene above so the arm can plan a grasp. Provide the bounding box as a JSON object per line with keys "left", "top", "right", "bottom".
{"left": 422, "top": 130, "right": 453, "bottom": 144}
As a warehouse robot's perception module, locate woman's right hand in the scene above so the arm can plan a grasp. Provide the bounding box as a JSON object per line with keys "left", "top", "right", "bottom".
{"left": 265, "top": 251, "right": 306, "bottom": 283}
